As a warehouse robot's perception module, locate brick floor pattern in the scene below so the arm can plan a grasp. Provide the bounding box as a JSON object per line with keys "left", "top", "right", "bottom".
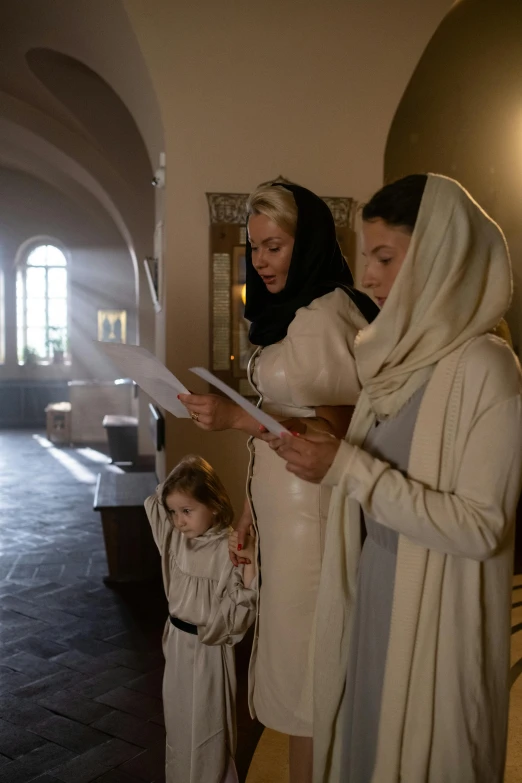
{"left": 0, "top": 431, "right": 167, "bottom": 783}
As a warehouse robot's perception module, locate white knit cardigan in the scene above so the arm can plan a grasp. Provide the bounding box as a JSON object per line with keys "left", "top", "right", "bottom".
{"left": 312, "top": 335, "right": 522, "bottom": 783}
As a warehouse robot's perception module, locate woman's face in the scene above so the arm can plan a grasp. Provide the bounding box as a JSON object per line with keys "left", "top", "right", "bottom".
{"left": 361, "top": 219, "right": 412, "bottom": 309}
{"left": 248, "top": 213, "right": 295, "bottom": 294}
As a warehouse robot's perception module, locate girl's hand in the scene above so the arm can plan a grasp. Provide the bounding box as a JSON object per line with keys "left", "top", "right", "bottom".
{"left": 270, "top": 431, "right": 341, "bottom": 483}
{"left": 178, "top": 393, "right": 242, "bottom": 431}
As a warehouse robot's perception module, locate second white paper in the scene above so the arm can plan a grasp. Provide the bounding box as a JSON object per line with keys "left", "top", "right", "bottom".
{"left": 189, "top": 367, "right": 290, "bottom": 437}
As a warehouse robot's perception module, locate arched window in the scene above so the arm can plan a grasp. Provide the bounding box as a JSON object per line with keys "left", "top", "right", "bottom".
{"left": 17, "top": 244, "right": 68, "bottom": 364}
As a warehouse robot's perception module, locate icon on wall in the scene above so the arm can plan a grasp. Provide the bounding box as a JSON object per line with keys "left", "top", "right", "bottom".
{"left": 97, "top": 310, "right": 127, "bottom": 344}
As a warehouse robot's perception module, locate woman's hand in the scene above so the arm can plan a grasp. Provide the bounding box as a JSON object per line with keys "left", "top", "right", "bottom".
{"left": 257, "top": 418, "right": 310, "bottom": 446}
{"left": 229, "top": 524, "right": 255, "bottom": 565}
{"left": 178, "top": 393, "right": 242, "bottom": 431}
{"left": 269, "top": 431, "right": 342, "bottom": 483}
{"left": 229, "top": 511, "right": 253, "bottom": 566}
{"left": 258, "top": 406, "right": 354, "bottom": 445}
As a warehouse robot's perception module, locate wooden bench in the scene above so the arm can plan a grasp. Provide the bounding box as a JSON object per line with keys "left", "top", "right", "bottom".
{"left": 94, "top": 471, "right": 161, "bottom": 584}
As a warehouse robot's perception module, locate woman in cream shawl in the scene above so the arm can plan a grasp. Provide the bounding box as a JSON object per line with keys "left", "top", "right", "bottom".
{"left": 268, "top": 173, "right": 522, "bottom": 782}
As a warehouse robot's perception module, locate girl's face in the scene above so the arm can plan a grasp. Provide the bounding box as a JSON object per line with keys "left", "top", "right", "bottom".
{"left": 165, "top": 491, "right": 216, "bottom": 539}
{"left": 361, "top": 219, "right": 412, "bottom": 309}
{"left": 248, "top": 213, "right": 295, "bottom": 293}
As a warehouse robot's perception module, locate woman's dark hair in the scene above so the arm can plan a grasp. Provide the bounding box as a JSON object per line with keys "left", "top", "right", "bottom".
{"left": 161, "top": 454, "right": 234, "bottom": 530}
{"left": 362, "top": 174, "right": 428, "bottom": 234}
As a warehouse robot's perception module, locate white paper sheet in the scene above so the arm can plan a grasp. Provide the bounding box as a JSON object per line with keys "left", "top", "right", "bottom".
{"left": 189, "top": 367, "right": 290, "bottom": 437}
{"left": 96, "top": 342, "right": 191, "bottom": 418}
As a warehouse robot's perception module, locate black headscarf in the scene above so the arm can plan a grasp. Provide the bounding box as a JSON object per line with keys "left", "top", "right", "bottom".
{"left": 245, "top": 183, "right": 379, "bottom": 346}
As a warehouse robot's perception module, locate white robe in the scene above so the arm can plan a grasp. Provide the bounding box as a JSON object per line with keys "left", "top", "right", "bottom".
{"left": 145, "top": 492, "right": 257, "bottom": 783}
{"left": 314, "top": 336, "right": 522, "bottom": 782}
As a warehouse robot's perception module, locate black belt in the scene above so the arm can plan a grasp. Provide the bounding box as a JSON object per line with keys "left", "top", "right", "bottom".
{"left": 170, "top": 615, "right": 198, "bottom": 635}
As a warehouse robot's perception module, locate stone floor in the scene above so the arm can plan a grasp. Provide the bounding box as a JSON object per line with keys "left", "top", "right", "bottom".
{"left": 0, "top": 430, "right": 168, "bottom": 783}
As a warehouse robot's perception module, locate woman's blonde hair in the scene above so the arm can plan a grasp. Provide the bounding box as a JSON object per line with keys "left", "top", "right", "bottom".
{"left": 246, "top": 183, "right": 298, "bottom": 237}
{"left": 161, "top": 454, "right": 234, "bottom": 530}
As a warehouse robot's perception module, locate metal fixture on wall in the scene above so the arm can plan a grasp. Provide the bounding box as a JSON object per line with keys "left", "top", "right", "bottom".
{"left": 151, "top": 151, "right": 166, "bottom": 188}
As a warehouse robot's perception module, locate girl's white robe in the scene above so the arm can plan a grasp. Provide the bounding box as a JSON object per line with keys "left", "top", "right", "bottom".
{"left": 145, "top": 493, "right": 257, "bottom": 783}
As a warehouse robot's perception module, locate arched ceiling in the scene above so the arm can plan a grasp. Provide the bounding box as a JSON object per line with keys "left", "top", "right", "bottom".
{"left": 26, "top": 48, "right": 153, "bottom": 192}
{"left": 0, "top": 115, "right": 138, "bottom": 260}
{"left": 0, "top": 0, "right": 162, "bottom": 164}
{"left": 0, "top": 0, "right": 163, "bottom": 259}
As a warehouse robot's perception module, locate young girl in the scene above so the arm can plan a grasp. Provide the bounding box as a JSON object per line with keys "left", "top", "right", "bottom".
{"left": 144, "top": 454, "right": 257, "bottom": 783}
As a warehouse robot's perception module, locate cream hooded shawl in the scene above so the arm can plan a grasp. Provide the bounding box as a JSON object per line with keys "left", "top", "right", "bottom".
{"left": 312, "top": 175, "right": 522, "bottom": 782}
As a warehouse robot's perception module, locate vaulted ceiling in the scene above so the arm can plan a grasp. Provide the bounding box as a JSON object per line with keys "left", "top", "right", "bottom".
{"left": 0, "top": 0, "right": 163, "bottom": 258}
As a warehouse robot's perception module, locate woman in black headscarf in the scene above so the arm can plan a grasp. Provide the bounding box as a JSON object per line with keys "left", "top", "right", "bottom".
{"left": 180, "top": 182, "right": 378, "bottom": 782}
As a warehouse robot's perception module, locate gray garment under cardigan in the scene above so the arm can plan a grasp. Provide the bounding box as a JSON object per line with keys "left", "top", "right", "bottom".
{"left": 340, "top": 384, "right": 426, "bottom": 783}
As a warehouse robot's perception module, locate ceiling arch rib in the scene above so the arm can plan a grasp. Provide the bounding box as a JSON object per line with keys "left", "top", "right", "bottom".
{"left": 0, "top": 0, "right": 163, "bottom": 168}
{"left": 0, "top": 111, "right": 139, "bottom": 287}
{"left": 26, "top": 48, "right": 152, "bottom": 194}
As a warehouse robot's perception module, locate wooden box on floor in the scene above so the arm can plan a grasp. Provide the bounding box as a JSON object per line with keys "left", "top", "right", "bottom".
{"left": 102, "top": 414, "right": 138, "bottom": 464}
{"left": 45, "top": 402, "right": 72, "bottom": 445}
{"left": 94, "top": 471, "right": 160, "bottom": 584}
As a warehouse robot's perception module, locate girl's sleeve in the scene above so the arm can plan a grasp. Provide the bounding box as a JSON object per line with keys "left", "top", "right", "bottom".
{"left": 323, "top": 394, "right": 522, "bottom": 561}
{"left": 198, "top": 565, "right": 258, "bottom": 646}
{"left": 283, "top": 290, "right": 366, "bottom": 408}
{"left": 144, "top": 486, "right": 173, "bottom": 554}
